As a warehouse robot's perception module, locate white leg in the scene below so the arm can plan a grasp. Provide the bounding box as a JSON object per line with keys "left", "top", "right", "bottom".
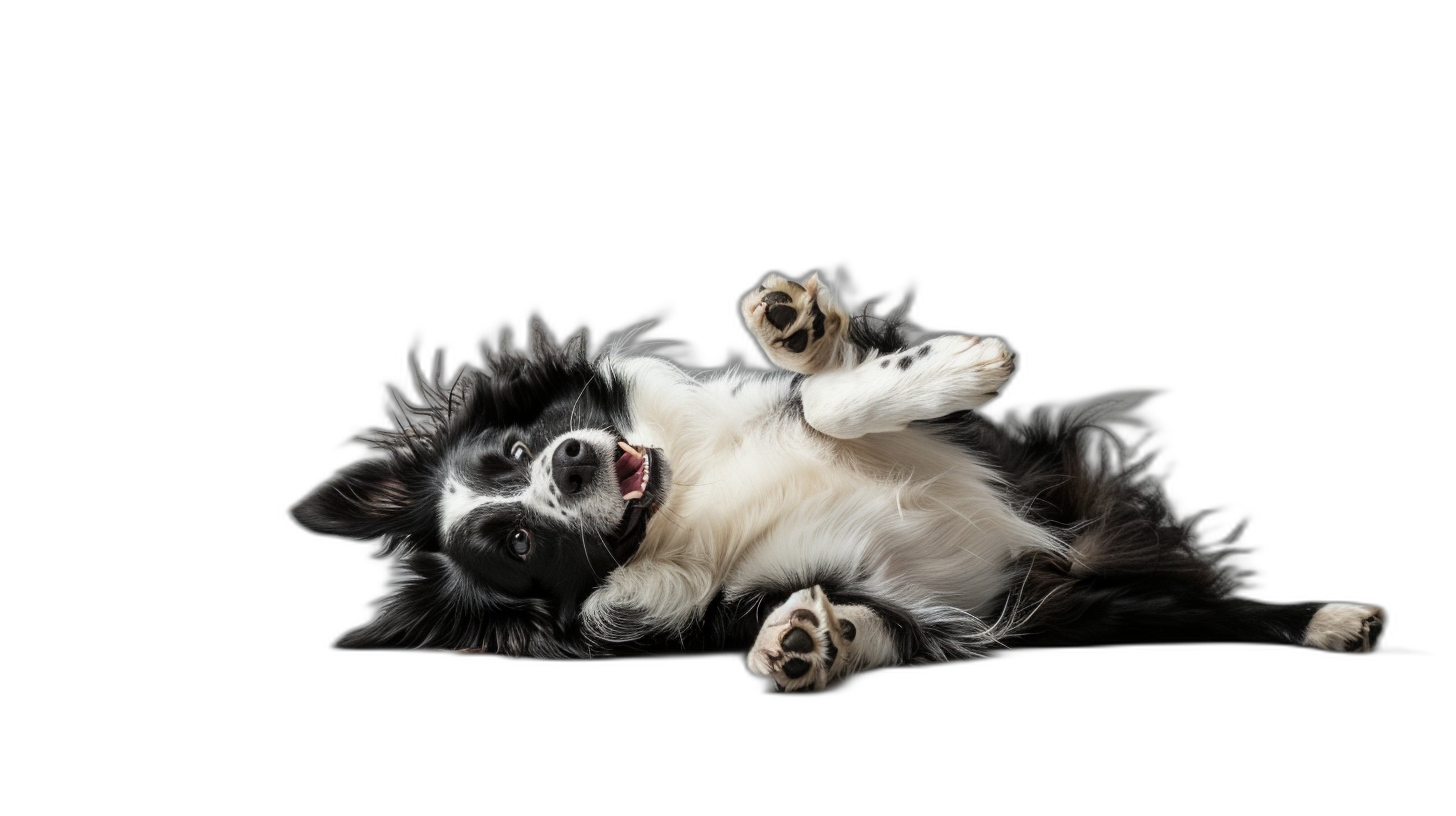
{"left": 801, "top": 334, "right": 1014, "bottom": 439}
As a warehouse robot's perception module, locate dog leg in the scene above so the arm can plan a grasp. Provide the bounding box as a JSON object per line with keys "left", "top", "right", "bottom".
{"left": 741, "top": 272, "right": 852, "bottom": 375}
{"left": 799, "top": 334, "right": 1014, "bottom": 439}
{"left": 746, "top": 586, "right": 899, "bottom": 692}
{"left": 1006, "top": 590, "right": 1388, "bottom": 653}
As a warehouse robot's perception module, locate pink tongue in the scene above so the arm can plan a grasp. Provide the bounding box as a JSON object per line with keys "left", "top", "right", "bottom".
{"left": 615, "top": 449, "right": 645, "bottom": 496}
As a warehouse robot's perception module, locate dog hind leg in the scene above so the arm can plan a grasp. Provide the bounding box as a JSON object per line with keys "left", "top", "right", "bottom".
{"left": 1102, "top": 597, "right": 1386, "bottom": 652}
{"left": 1003, "top": 574, "right": 1386, "bottom": 653}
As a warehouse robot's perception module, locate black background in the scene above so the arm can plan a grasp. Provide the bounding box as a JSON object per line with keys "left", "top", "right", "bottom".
{"left": 259, "top": 104, "right": 1432, "bottom": 763}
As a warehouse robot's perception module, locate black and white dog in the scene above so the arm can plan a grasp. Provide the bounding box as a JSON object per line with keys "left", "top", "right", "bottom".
{"left": 291, "top": 272, "right": 1385, "bottom": 691}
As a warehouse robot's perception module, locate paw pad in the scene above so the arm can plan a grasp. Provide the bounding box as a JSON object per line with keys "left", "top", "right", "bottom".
{"left": 746, "top": 585, "right": 849, "bottom": 692}
{"left": 782, "top": 658, "right": 811, "bottom": 679}
{"left": 741, "top": 273, "right": 846, "bottom": 375}
{"left": 781, "top": 627, "right": 814, "bottom": 653}
{"left": 764, "top": 295, "right": 797, "bottom": 331}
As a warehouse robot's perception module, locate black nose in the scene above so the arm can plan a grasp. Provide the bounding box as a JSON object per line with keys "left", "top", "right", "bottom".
{"left": 551, "top": 438, "right": 599, "bottom": 496}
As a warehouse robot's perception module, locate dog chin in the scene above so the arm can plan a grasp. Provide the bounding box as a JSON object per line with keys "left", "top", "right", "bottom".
{"left": 609, "top": 442, "right": 669, "bottom": 563}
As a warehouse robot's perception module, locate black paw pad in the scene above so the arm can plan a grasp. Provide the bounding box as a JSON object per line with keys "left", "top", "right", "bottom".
{"left": 782, "top": 657, "right": 811, "bottom": 679}
{"left": 766, "top": 303, "right": 797, "bottom": 330}
{"left": 839, "top": 620, "right": 856, "bottom": 642}
{"left": 762, "top": 291, "right": 792, "bottom": 305}
{"left": 1351, "top": 615, "right": 1384, "bottom": 651}
{"left": 781, "top": 627, "right": 815, "bottom": 654}
{"left": 783, "top": 329, "right": 809, "bottom": 353}
{"left": 789, "top": 609, "right": 820, "bottom": 628}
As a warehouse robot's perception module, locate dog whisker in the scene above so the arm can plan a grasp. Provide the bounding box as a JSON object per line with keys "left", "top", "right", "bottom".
{"left": 567, "top": 372, "right": 598, "bottom": 430}
{"left": 561, "top": 510, "right": 619, "bottom": 577}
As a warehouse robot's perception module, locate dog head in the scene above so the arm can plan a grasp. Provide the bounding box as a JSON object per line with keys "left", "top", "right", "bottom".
{"left": 290, "top": 324, "right": 668, "bottom": 655}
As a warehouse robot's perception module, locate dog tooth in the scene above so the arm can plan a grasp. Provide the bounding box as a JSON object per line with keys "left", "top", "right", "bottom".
{"left": 618, "top": 440, "right": 636, "bottom": 455}
{"left": 622, "top": 490, "right": 644, "bottom": 501}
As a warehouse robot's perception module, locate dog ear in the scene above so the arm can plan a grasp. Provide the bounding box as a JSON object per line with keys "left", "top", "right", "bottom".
{"left": 334, "top": 602, "right": 437, "bottom": 649}
{"left": 336, "top": 555, "right": 591, "bottom": 655}
{"left": 291, "top": 458, "right": 415, "bottom": 540}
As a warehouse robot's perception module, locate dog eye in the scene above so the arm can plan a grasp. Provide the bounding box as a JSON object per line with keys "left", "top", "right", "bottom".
{"left": 508, "top": 528, "right": 532, "bottom": 557}
{"left": 509, "top": 441, "right": 532, "bottom": 461}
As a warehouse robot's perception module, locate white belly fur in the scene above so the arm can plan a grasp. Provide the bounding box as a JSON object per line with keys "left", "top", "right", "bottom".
{"left": 580, "top": 357, "right": 1062, "bottom": 639}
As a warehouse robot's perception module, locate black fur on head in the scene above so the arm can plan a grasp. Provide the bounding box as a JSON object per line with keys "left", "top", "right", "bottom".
{"left": 291, "top": 320, "right": 633, "bottom": 656}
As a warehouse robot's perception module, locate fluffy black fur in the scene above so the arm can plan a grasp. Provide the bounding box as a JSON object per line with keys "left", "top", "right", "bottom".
{"left": 292, "top": 308, "right": 1381, "bottom": 668}
{"left": 294, "top": 327, "right": 628, "bottom": 656}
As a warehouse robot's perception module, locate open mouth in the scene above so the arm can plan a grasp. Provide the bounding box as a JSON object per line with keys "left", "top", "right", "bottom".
{"left": 615, "top": 440, "right": 652, "bottom": 501}
{"left": 609, "top": 440, "right": 663, "bottom": 560}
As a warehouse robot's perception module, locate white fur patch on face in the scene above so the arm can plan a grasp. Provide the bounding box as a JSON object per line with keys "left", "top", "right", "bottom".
{"left": 437, "top": 428, "right": 633, "bottom": 538}
{"left": 535, "top": 428, "right": 631, "bottom": 530}
{"left": 438, "top": 475, "right": 522, "bottom": 535}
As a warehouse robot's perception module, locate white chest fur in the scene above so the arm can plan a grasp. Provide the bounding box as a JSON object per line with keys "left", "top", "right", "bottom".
{"left": 579, "top": 357, "right": 1062, "bottom": 640}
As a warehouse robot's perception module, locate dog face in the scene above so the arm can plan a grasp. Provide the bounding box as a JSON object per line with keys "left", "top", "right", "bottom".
{"left": 290, "top": 326, "right": 668, "bottom": 655}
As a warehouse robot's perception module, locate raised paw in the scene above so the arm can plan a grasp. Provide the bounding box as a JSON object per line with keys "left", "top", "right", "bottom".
{"left": 1303, "top": 603, "right": 1385, "bottom": 652}
{"left": 747, "top": 586, "right": 852, "bottom": 692}
{"left": 798, "top": 333, "right": 1017, "bottom": 439}
{"left": 741, "top": 272, "right": 848, "bottom": 375}
{"left": 886, "top": 334, "right": 1015, "bottom": 404}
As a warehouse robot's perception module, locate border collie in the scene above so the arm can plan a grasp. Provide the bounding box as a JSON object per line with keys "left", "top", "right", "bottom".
{"left": 291, "top": 272, "right": 1385, "bottom": 691}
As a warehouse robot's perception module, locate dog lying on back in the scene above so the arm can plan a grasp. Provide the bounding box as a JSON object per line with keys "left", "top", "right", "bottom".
{"left": 291, "top": 272, "right": 1385, "bottom": 691}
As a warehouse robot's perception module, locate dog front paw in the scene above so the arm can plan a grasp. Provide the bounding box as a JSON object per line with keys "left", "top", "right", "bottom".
{"left": 741, "top": 272, "right": 847, "bottom": 375}
{"left": 880, "top": 334, "right": 1014, "bottom": 405}
{"left": 747, "top": 586, "right": 850, "bottom": 692}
